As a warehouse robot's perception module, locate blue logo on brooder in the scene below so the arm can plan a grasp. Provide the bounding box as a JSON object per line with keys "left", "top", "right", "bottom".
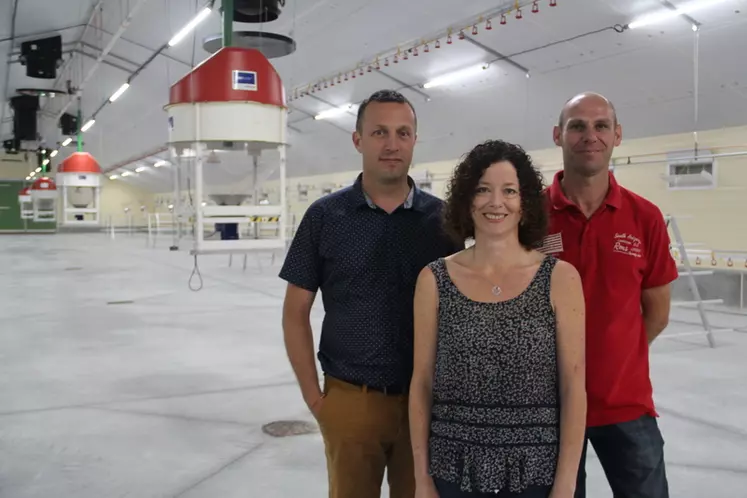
{"left": 232, "top": 70, "right": 258, "bottom": 91}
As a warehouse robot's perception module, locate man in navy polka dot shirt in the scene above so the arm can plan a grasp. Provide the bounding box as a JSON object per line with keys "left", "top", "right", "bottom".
{"left": 280, "top": 89, "right": 462, "bottom": 498}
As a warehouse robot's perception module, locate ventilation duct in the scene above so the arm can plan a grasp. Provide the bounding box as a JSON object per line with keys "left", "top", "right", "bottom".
{"left": 232, "top": 0, "right": 284, "bottom": 23}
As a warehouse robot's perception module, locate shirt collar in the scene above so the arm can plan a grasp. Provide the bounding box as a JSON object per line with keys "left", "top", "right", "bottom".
{"left": 548, "top": 169, "right": 622, "bottom": 211}
{"left": 350, "top": 172, "right": 425, "bottom": 212}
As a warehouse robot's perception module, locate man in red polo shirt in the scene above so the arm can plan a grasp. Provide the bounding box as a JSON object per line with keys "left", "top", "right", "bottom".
{"left": 544, "top": 92, "right": 679, "bottom": 498}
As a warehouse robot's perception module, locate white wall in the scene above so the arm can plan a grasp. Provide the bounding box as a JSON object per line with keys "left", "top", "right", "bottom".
{"left": 262, "top": 124, "right": 747, "bottom": 269}
{"left": 69, "top": 124, "right": 747, "bottom": 271}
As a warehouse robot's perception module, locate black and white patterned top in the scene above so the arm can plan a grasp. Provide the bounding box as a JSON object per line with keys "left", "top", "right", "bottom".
{"left": 427, "top": 256, "right": 560, "bottom": 494}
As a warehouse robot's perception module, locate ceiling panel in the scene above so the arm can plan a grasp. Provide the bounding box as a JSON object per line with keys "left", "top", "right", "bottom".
{"left": 2, "top": 0, "right": 747, "bottom": 190}
{"left": 12, "top": 0, "right": 90, "bottom": 39}
{"left": 0, "top": 2, "right": 16, "bottom": 40}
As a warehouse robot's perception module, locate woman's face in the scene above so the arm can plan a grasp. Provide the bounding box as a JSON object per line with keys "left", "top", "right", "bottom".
{"left": 470, "top": 161, "right": 522, "bottom": 238}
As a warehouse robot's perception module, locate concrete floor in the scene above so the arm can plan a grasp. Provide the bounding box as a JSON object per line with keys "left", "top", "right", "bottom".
{"left": 1, "top": 232, "right": 746, "bottom": 498}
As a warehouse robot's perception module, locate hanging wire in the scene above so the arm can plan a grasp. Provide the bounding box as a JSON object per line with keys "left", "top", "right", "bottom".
{"left": 187, "top": 0, "right": 201, "bottom": 291}
{"left": 522, "top": 64, "right": 531, "bottom": 148}
{"left": 166, "top": 0, "right": 172, "bottom": 87}
{"left": 287, "top": 0, "right": 298, "bottom": 93}
{"left": 692, "top": 27, "right": 700, "bottom": 159}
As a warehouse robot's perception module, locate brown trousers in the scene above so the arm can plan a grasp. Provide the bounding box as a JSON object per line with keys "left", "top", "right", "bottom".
{"left": 317, "top": 375, "right": 415, "bottom": 498}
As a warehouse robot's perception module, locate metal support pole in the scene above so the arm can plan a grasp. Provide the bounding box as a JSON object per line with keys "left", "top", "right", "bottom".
{"left": 62, "top": 186, "right": 68, "bottom": 225}
{"left": 147, "top": 213, "right": 152, "bottom": 247}
{"left": 194, "top": 106, "right": 204, "bottom": 253}
{"left": 252, "top": 154, "right": 259, "bottom": 239}
{"left": 95, "top": 185, "right": 100, "bottom": 224}
{"left": 170, "top": 149, "right": 180, "bottom": 250}
{"left": 223, "top": 0, "right": 234, "bottom": 47}
{"left": 279, "top": 144, "right": 287, "bottom": 256}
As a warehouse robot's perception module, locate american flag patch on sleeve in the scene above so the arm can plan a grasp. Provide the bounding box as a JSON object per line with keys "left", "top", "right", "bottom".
{"left": 539, "top": 232, "right": 564, "bottom": 254}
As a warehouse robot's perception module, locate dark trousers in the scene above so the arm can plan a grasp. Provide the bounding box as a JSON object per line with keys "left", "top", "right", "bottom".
{"left": 575, "top": 414, "right": 669, "bottom": 498}
{"left": 434, "top": 478, "right": 551, "bottom": 498}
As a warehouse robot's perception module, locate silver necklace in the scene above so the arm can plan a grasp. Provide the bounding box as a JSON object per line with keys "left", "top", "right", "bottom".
{"left": 470, "top": 249, "right": 503, "bottom": 296}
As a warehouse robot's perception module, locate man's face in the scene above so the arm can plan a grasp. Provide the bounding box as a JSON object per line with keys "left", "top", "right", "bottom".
{"left": 352, "top": 101, "right": 417, "bottom": 185}
{"left": 553, "top": 95, "right": 622, "bottom": 178}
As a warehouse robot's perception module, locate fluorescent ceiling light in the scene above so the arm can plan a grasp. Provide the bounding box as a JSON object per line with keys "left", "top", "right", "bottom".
{"left": 42, "top": 159, "right": 49, "bottom": 166}
{"left": 121, "top": 171, "right": 133, "bottom": 177}
{"left": 35, "top": 167, "right": 42, "bottom": 173}
{"left": 81, "top": 119, "right": 95, "bottom": 132}
{"left": 62, "top": 137, "right": 72, "bottom": 146}
{"left": 109, "top": 83, "right": 130, "bottom": 102}
{"left": 168, "top": 7, "right": 211, "bottom": 47}
{"left": 423, "top": 64, "right": 489, "bottom": 89}
{"left": 628, "top": 0, "right": 728, "bottom": 29}
{"left": 50, "top": 150, "right": 58, "bottom": 157}
{"left": 314, "top": 104, "right": 357, "bottom": 121}
{"left": 109, "top": 174, "right": 119, "bottom": 179}
{"left": 135, "top": 166, "right": 146, "bottom": 173}
{"left": 154, "top": 160, "right": 170, "bottom": 167}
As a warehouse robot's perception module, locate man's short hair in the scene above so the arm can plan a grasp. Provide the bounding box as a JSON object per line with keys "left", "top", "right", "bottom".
{"left": 557, "top": 92, "right": 618, "bottom": 128}
{"left": 355, "top": 89, "right": 418, "bottom": 133}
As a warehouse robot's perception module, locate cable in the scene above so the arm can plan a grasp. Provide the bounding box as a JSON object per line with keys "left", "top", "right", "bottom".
{"left": 486, "top": 24, "right": 625, "bottom": 66}
{"left": 188, "top": 253, "right": 203, "bottom": 291}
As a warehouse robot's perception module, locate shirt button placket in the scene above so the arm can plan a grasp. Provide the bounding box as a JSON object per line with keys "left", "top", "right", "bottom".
{"left": 579, "top": 222, "right": 588, "bottom": 263}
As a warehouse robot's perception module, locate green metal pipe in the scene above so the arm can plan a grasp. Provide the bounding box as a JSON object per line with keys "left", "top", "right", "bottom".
{"left": 76, "top": 106, "right": 83, "bottom": 152}
{"left": 223, "top": 0, "right": 234, "bottom": 47}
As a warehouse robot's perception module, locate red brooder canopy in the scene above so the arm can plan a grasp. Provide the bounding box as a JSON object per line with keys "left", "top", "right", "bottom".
{"left": 31, "top": 177, "right": 57, "bottom": 191}
{"left": 58, "top": 151, "right": 102, "bottom": 174}
{"left": 168, "top": 47, "right": 285, "bottom": 107}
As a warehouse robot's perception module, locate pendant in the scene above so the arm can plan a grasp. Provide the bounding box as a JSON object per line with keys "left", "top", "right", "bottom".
{"left": 491, "top": 285, "right": 502, "bottom": 296}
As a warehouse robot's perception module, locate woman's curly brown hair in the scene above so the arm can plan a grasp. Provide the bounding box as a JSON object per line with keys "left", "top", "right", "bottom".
{"left": 442, "top": 139, "right": 548, "bottom": 250}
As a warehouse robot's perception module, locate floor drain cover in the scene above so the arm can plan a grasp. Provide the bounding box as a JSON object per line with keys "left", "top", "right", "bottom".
{"left": 262, "top": 420, "right": 318, "bottom": 437}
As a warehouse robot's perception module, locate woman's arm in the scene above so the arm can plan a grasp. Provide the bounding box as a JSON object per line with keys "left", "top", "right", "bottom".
{"left": 549, "top": 260, "right": 587, "bottom": 496}
{"left": 409, "top": 266, "right": 440, "bottom": 486}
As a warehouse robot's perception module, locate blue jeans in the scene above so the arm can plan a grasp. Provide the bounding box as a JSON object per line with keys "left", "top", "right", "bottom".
{"left": 433, "top": 478, "right": 551, "bottom": 498}
{"left": 575, "top": 414, "right": 669, "bottom": 498}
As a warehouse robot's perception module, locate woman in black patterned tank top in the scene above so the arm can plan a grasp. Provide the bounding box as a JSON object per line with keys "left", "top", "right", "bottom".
{"left": 408, "top": 140, "right": 587, "bottom": 498}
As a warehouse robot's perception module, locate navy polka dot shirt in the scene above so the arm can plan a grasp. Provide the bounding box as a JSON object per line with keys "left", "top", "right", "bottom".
{"left": 279, "top": 173, "right": 463, "bottom": 389}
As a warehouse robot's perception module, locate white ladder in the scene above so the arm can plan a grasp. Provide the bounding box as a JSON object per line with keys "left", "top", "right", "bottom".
{"left": 666, "top": 214, "right": 724, "bottom": 348}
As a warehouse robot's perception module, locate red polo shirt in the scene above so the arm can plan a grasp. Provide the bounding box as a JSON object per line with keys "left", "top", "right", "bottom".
{"left": 544, "top": 170, "right": 678, "bottom": 427}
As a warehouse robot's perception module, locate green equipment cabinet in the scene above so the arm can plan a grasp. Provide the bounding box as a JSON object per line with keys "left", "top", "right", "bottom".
{"left": 0, "top": 179, "right": 57, "bottom": 233}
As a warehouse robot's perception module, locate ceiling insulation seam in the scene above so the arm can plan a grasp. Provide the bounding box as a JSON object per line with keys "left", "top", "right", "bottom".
{"left": 55, "top": 0, "right": 152, "bottom": 121}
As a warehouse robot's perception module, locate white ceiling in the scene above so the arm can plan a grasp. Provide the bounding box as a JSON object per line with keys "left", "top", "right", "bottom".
{"left": 2, "top": 0, "right": 747, "bottom": 193}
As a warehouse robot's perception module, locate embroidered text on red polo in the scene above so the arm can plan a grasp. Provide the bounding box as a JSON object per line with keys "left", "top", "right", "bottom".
{"left": 543, "top": 171, "right": 678, "bottom": 427}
